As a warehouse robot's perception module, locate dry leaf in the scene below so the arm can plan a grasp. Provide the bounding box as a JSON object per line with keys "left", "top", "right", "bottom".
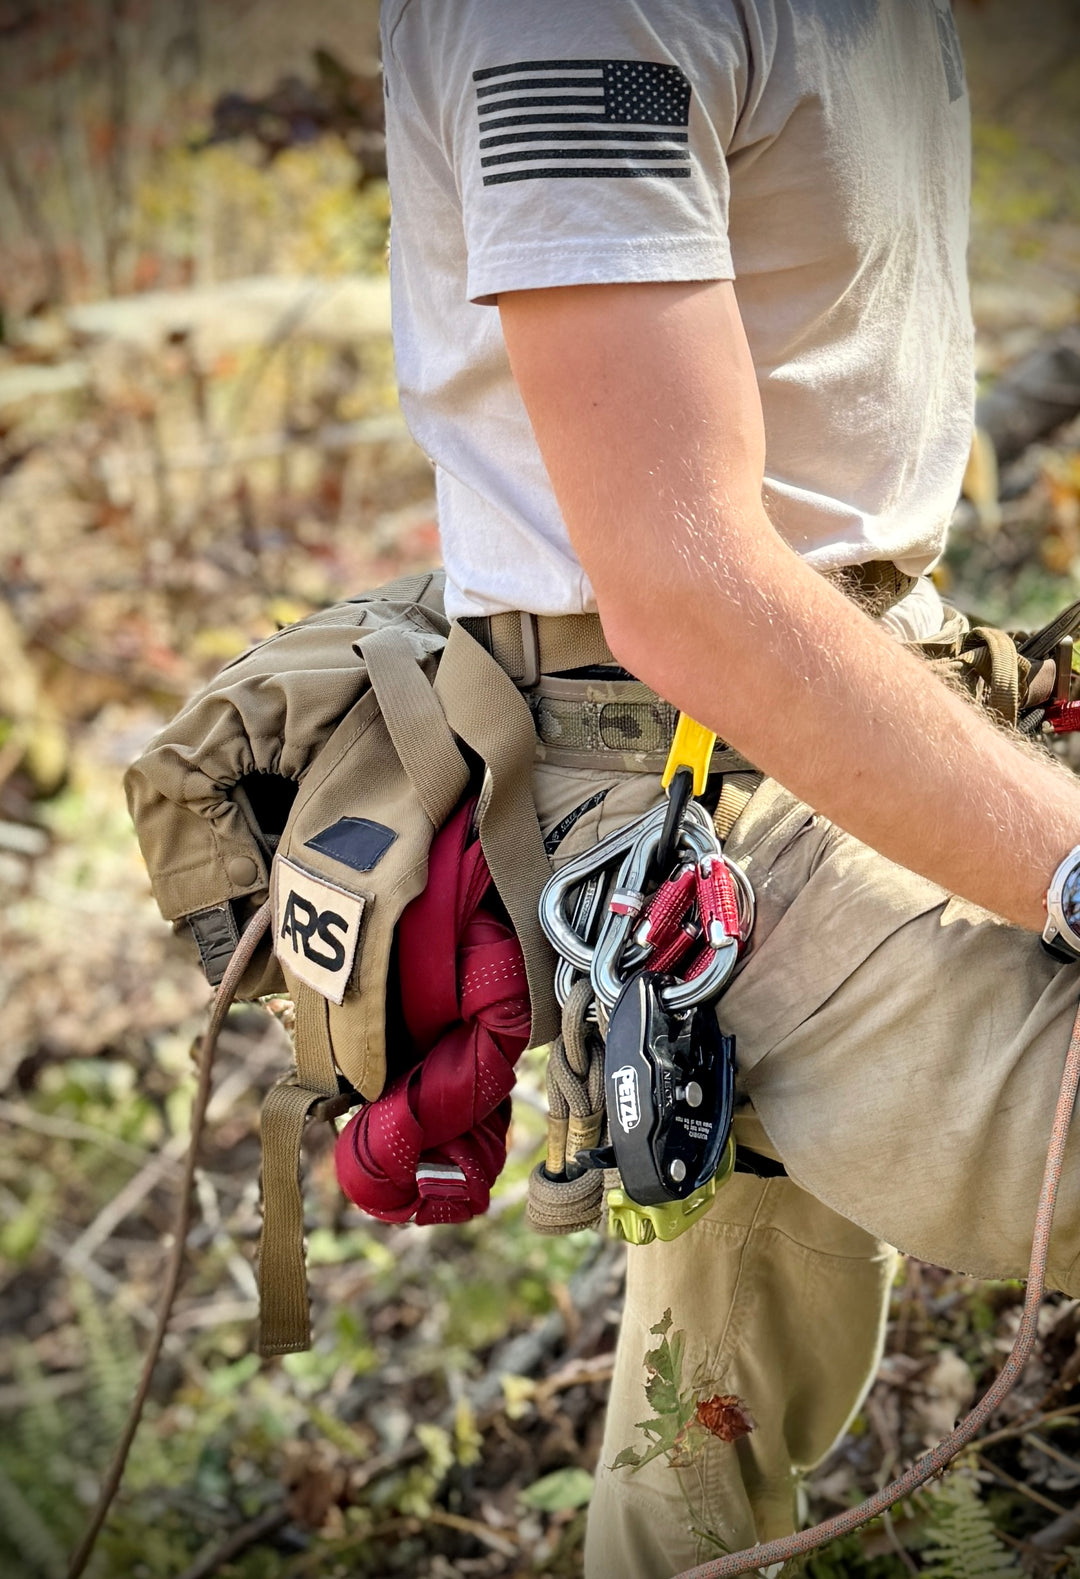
{"left": 695, "top": 1394, "right": 755, "bottom": 1443}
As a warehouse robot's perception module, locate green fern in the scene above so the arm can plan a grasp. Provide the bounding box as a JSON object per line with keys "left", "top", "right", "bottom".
{"left": 70, "top": 1277, "right": 138, "bottom": 1443}
{"left": 11, "top": 1340, "right": 69, "bottom": 1490}
{"left": 920, "top": 1470, "right": 1022, "bottom": 1579}
{"left": 0, "top": 1462, "right": 68, "bottom": 1579}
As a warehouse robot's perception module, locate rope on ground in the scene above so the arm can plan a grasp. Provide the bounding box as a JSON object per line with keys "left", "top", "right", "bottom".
{"left": 66, "top": 901, "right": 273, "bottom": 1579}
{"left": 671, "top": 990, "right": 1080, "bottom": 1579}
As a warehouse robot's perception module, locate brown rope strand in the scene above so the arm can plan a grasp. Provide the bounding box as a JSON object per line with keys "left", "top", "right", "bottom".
{"left": 66, "top": 902, "right": 273, "bottom": 1579}
{"left": 672, "top": 991, "right": 1080, "bottom": 1579}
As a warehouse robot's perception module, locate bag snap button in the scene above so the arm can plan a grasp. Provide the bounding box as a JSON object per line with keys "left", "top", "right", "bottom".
{"left": 227, "top": 855, "right": 259, "bottom": 887}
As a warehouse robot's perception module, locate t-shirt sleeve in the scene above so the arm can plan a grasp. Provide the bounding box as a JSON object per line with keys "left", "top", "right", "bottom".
{"left": 385, "top": 0, "right": 743, "bottom": 304}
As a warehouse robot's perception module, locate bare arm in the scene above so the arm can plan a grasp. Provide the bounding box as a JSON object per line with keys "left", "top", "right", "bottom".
{"left": 498, "top": 278, "right": 1080, "bottom": 932}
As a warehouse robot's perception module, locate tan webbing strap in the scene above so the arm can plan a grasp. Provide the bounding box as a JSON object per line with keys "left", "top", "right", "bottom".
{"left": 461, "top": 611, "right": 616, "bottom": 684}
{"left": 358, "top": 626, "right": 470, "bottom": 829}
{"left": 714, "top": 772, "right": 762, "bottom": 842}
{"left": 722, "top": 776, "right": 813, "bottom": 878}
{"left": 257, "top": 984, "right": 340, "bottom": 1355}
{"left": 830, "top": 560, "right": 918, "bottom": 619}
{"left": 967, "top": 624, "right": 1021, "bottom": 727}
{"left": 436, "top": 623, "right": 560, "bottom": 1048}
{"left": 464, "top": 562, "right": 915, "bottom": 686}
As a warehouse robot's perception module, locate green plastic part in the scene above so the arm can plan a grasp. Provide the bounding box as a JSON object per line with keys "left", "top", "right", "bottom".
{"left": 606, "top": 1135, "right": 736, "bottom": 1246}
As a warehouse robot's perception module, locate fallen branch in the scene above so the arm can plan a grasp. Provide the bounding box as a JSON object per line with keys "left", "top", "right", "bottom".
{"left": 175, "top": 1505, "right": 289, "bottom": 1579}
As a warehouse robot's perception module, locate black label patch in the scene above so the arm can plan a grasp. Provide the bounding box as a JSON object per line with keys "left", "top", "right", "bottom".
{"left": 272, "top": 857, "right": 365, "bottom": 1004}
{"left": 474, "top": 58, "right": 692, "bottom": 185}
{"left": 305, "top": 816, "right": 397, "bottom": 874}
{"left": 186, "top": 903, "right": 240, "bottom": 987}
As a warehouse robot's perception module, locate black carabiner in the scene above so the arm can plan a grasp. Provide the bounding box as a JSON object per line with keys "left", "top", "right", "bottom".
{"left": 654, "top": 764, "right": 694, "bottom": 880}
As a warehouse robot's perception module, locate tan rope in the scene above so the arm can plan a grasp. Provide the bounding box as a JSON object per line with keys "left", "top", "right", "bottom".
{"left": 66, "top": 902, "right": 273, "bottom": 1579}
{"left": 528, "top": 980, "right": 606, "bottom": 1235}
{"left": 672, "top": 990, "right": 1080, "bottom": 1579}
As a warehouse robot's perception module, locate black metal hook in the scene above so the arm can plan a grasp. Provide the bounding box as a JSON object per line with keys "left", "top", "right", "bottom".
{"left": 654, "top": 765, "right": 694, "bottom": 879}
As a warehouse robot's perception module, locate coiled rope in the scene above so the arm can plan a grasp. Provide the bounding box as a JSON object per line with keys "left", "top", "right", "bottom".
{"left": 527, "top": 978, "right": 608, "bottom": 1235}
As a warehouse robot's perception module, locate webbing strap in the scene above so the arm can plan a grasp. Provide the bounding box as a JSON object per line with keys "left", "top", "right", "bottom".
{"left": 358, "top": 626, "right": 470, "bottom": 829}
{"left": 968, "top": 624, "right": 1022, "bottom": 727}
{"left": 460, "top": 611, "right": 616, "bottom": 684}
{"left": 436, "top": 623, "right": 560, "bottom": 1048}
{"left": 831, "top": 559, "right": 917, "bottom": 618}
{"left": 462, "top": 561, "right": 916, "bottom": 686}
{"left": 713, "top": 772, "right": 762, "bottom": 842}
{"left": 258, "top": 622, "right": 553, "bottom": 1355}
{"left": 257, "top": 985, "right": 340, "bottom": 1355}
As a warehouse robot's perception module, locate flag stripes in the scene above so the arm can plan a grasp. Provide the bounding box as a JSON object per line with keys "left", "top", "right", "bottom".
{"left": 473, "top": 58, "right": 692, "bottom": 185}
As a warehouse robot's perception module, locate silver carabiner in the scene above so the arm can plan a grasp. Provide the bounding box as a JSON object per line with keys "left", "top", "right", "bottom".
{"left": 554, "top": 871, "right": 607, "bottom": 1006}
{"left": 539, "top": 803, "right": 669, "bottom": 972}
{"left": 541, "top": 798, "right": 754, "bottom": 1012}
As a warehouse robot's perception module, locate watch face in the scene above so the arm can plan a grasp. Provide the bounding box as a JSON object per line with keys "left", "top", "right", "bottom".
{"left": 1063, "top": 861, "right": 1080, "bottom": 938}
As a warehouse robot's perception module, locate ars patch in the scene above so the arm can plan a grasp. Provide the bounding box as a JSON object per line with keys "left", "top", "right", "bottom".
{"left": 272, "top": 856, "right": 365, "bottom": 1005}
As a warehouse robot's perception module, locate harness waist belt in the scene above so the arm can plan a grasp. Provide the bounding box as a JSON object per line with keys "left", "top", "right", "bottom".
{"left": 459, "top": 610, "right": 615, "bottom": 687}
{"left": 461, "top": 560, "right": 917, "bottom": 687}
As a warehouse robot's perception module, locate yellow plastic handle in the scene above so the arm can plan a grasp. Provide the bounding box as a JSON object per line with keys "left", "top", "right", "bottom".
{"left": 661, "top": 714, "right": 717, "bottom": 798}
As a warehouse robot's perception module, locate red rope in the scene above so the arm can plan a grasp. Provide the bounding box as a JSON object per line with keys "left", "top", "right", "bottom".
{"left": 335, "top": 800, "right": 531, "bottom": 1226}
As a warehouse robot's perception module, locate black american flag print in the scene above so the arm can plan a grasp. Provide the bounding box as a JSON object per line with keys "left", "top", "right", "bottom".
{"left": 473, "top": 59, "right": 692, "bottom": 185}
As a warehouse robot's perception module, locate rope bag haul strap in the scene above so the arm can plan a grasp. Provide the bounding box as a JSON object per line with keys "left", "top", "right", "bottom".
{"left": 127, "top": 574, "right": 559, "bottom": 1356}
{"left": 258, "top": 619, "right": 559, "bottom": 1354}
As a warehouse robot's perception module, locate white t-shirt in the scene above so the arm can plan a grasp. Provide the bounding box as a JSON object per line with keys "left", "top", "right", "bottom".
{"left": 381, "top": 0, "right": 974, "bottom": 632}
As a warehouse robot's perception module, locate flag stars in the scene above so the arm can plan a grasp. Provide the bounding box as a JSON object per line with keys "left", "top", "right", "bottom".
{"left": 475, "top": 57, "right": 692, "bottom": 181}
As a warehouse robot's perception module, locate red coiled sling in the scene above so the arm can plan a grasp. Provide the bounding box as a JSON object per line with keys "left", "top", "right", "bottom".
{"left": 335, "top": 798, "right": 531, "bottom": 1225}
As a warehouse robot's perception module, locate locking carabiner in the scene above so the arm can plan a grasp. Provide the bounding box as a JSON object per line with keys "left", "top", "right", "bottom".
{"left": 590, "top": 802, "right": 740, "bottom": 1013}
{"left": 553, "top": 871, "right": 607, "bottom": 1007}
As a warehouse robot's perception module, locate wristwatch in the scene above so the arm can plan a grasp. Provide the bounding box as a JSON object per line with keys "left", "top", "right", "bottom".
{"left": 1042, "top": 844, "right": 1080, "bottom": 962}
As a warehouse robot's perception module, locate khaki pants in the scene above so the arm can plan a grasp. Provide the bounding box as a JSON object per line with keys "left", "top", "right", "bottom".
{"left": 531, "top": 747, "right": 1080, "bottom": 1579}
{"left": 586, "top": 1175, "right": 896, "bottom": 1578}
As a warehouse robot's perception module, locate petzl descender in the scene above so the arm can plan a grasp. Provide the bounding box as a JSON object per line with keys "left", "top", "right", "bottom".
{"left": 605, "top": 714, "right": 740, "bottom": 1244}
